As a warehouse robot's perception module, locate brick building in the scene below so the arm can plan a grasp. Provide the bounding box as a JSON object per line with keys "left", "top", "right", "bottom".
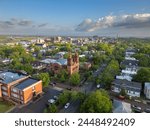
{"left": 40, "top": 52, "right": 79, "bottom": 75}
{"left": 67, "top": 52, "right": 79, "bottom": 75}
{"left": 0, "top": 71, "right": 42, "bottom": 104}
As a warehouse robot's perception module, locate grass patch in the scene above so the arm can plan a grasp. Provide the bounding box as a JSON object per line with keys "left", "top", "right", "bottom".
{"left": 0, "top": 100, "right": 14, "bottom": 113}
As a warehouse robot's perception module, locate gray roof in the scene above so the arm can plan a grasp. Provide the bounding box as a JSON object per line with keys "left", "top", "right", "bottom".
{"left": 121, "top": 59, "right": 138, "bottom": 66}
{"left": 145, "top": 82, "right": 150, "bottom": 89}
{"left": 126, "top": 48, "right": 136, "bottom": 53}
{"left": 57, "top": 59, "right": 67, "bottom": 65}
{"left": 112, "top": 79, "right": 142, "bottom": 92}
{"left": 14, "top": 78, "right": 39, "bottom": 90}
{"left": 40, "top": 58, "right": 67, "bottom": 65}
{"left": 0, "top": 71, "right": 26, "bottom": 84}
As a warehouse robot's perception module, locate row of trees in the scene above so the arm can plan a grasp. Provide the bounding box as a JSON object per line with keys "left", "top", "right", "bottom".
{"left": 133, "top": 68, "right": 150, "bottom": 85}
{"left": 96, "top": 59, "right": 120, "bottom": 89}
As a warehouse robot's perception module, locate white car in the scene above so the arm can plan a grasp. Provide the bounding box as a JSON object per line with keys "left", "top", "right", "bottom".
{"left": 54, "top": 96, "right": 58, "bottom": 100}
{"left": 48, "top": 99, "right": 56, "bottom": 104}
{"left": 97, "top": 84, "right": 100, "bottom": 88}
{"left": 64, "top": 103, "right": 70, "bottom": 109}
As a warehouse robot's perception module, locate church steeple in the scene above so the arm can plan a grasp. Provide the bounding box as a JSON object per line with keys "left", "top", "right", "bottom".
{"left": 67, "top": 52, "right": 72, "bottom": 66}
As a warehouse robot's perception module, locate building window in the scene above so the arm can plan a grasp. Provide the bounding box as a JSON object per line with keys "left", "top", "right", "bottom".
{"left": 21, "top": 96, "right": 23, "bottom": 100}
{"left": 11, "top": 93, "right": 19, "bottom": 98}
{"left": 12, "top": 88, "right": 18, "bottom": 93}
{"left": 1, "top": 86, "right": 7, "bottom": 91}
{"left": 2, "top": 91, "right": 8, "bottom": 96}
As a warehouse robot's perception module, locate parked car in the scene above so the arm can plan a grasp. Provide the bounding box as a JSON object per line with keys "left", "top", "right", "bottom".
{"left": 144, "top": 108, "right": 150, "bottom": 113}
{"left": 67, "top": 87, "right": 72, "bottom": 91}
{"left": 64, "top": 103, "right": 70, "bottom": 109}
{"left": 48, "top": 99, "right": 56, "bottom": 104}
{"left": 49, "top": 83, "right": 55, "bottom": 86}
{"left": 134, "top": 99, "right": 141, "bottom": 103}
{"left": 97, "top": 84, "right": 100, "bottom": 89}
{"left": 131, "top": 105, "right": 142, "bottom": 112}
{"left": 54, "top": 95, "right": 58, "bottom": 100}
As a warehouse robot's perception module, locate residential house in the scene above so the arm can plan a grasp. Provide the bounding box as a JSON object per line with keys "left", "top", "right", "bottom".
{"left": 84, "top": 62, "right": 92, "bottom": 70}
{"left": 32, "top": 61, "right": 47, "bottom": 70}
{"left": 112, "top": 79, "right": 142, "bottom": 97}
{"left": 0, "top": 58, "right": 12, "bottom": 65}
{"left": 121, "top": 59, "right": 138, "bottom": 76}
{"left": 54, "top": 52, "right": 67, "bottom": 59}
{"left": 144, "top": 83, "right": 150, "bottom": 99}
{"left": 35, "top": 43, "right": 47, "bottom": 48}
{"left": 125, "top": 48, "right": 136, "bottom": 58}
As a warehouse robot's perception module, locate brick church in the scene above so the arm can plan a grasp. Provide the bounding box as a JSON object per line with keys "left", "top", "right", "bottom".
{"left": 49, "top": 52, "right": 79, "bottom": 75}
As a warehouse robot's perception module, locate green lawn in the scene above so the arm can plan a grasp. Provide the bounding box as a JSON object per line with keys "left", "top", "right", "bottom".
{"left": 0, "top": 101, "right": 14, "bottom": 113}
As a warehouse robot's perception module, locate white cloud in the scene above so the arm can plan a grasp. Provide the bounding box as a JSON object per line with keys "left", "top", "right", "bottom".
{"left": 76, "top": 13, "right": 150, "bottom": 32}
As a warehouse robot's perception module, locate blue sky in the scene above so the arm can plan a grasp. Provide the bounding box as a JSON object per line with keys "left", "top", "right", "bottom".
{"left": 0, "top": 0, "right": 150, "bottom": 37}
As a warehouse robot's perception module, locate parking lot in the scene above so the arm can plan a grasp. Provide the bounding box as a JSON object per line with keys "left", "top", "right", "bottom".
{"left": 10, "top": 87, "right": 62, "bottom": 113}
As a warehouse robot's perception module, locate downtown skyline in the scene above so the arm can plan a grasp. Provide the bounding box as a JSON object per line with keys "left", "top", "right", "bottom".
{"left": 0, "top": 0, "right": 150, "bottom": 37}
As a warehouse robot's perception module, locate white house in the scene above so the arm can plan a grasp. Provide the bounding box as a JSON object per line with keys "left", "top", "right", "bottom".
{"left": 144, "top": 83, "right": 150, "bottom": 99}
{"left": 112, "top": 79, "right": 142, "bottom": 97}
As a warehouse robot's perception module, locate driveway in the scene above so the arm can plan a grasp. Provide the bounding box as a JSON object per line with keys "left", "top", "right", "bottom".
{"left": 10, "top": 87, "right": 62, "bottom": 113}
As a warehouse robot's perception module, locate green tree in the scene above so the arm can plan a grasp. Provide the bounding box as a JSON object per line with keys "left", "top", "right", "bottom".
{"left": 120, "top": 88, "right": 126, "bottom": 96}
{"left": 57, "top": 69, "right": 68, "bottom": 82}
{"left": 44, "top": 104, "right": 58, "bottom": 113}
{"left": 99, "top": 60, "right": 119, "bottom": 89}
{"left": 133, "top": 53, "right": 150, "bottom": 67}
{"left": 57, "top": 91, "right": 70, "bottom": 105}
{"left": 37, "top": 73, "right": 50, "bottom": 87}
{"left": 48, "top": 104, "right": 58, "bottom": 113}
{"left": 70, "top": 72, "right": 80, "bottom": 86}
{"left": 80, "top": 90, "right": 112, "bottom": 113}
{"left": 133, "top": 68, "right": 150, "bottom": 84}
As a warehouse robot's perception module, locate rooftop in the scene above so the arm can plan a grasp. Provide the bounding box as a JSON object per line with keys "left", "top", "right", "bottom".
{"left": 41, "top": 58, "right": 67, "bottom": 65}
{"left": 145, "top": 82, "right": 150, "bottom": 89}
{"left": 121, "top": 59, "right": 138, "bottom": 66}
{"left": 112, "top": 79, "right": 142, "bottom": 92}
{"left": 14, "top": 78, "right": 39, "bottom": 90}
{"left": 0, "top": 71, "right": 26, "bottom": 84}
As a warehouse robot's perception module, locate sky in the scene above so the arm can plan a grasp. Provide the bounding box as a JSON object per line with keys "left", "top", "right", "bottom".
{"left": 0, "top": 0, "right": 150, "bottom": 37}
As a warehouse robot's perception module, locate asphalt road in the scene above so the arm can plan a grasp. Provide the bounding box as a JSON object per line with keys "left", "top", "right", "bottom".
{"left": 59, "top": 99, "right": 80, "bottom": 113}
{"left": 60, "top": 63, "right": 108, "bottom": 113}
{"left": 93, "top": 64, "right": 107, "bottom": 77}
{"left": 10, "top": 88, "right": 61, "bottom": 113}
{"left": 81, "top": 63, "right": 107, "bottom": 94}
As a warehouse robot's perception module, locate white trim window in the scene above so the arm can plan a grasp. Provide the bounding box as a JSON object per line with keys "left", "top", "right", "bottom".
{"left": 2, "top": 91, "right": 8, "bottom": 96}
{"left": 11, "top": 93, "right": 19, "bottom": 98}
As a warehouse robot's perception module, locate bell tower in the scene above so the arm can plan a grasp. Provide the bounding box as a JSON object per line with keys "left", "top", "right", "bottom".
{"left": 67, "top": 52, "right": 72, "bottom": 66}
{"left": 67, "top": 52, "right": 79, "bottom": 75}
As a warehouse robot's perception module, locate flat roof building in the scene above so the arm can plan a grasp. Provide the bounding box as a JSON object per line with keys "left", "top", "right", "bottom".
{"left": 0, "top": 71, "right": 42, "bottom": 104}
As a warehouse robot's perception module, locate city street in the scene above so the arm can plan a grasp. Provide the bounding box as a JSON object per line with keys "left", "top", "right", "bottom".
{"left": 59, "top": 99, "right": 80, "bottom": 113}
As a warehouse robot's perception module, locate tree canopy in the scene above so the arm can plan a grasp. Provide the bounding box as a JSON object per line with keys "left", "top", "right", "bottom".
{"left": 133, "top": 68, "right": 150, "bottom": 84}
{"left": 36, "top": 73, "right": 50, "bottom": 87}
{"left": 80, "top": 90, "right": 112, "bottom": 113}
{"left": 69, "top": 72, "right": 80, "bottom": 86}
